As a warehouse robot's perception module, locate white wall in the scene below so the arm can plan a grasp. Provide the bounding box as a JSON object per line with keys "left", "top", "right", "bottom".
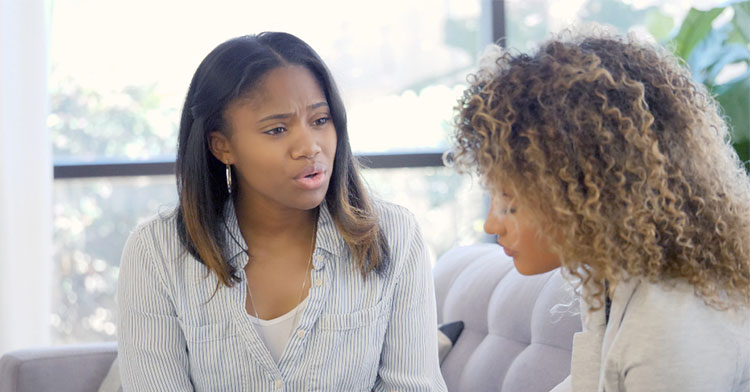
{"left": 0, "top": 0, "right": 52, "bottom": 355}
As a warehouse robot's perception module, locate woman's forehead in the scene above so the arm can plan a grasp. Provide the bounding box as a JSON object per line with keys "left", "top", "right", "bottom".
{"left": 227, "top": 66, "right": 327, "bottom": 122}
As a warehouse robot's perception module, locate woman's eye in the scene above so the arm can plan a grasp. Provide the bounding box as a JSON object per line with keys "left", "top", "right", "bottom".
{"left": 264, "top": 127, "right": 286, "bottom": 136}
{"left": 313, "top": 116, "right": 330, "bottom": 126}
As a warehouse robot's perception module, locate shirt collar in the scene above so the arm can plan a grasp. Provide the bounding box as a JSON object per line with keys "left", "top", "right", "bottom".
{"left": 313, "top": 201, "right": 347, "bottom": 267}
{"left": 221, "top": 199, "right": 346, "bottom": 270}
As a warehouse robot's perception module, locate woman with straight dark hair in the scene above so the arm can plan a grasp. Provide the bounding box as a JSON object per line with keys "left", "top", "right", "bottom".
{"left": 117, "top": 32, "right": 447, "bottom": 391}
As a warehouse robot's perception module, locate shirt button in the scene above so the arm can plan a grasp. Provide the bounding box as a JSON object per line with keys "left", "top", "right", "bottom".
{"left": 315, "top": 278, "right": 324, "bottom": 287}
{"left": 275, "top": 379, "right": 283, "bottom": 389}
{"left": 296, "top": 329, "right": 306, "bottom": 339}
{"left": 315, "top": 254, "right": 324, "bottom": 263}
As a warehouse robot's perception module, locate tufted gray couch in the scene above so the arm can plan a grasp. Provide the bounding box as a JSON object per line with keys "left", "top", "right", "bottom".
{"left": 0, "top": 342, "right": 117, "bottom": 392}
{"left": 0, "top": 244, "right": 581, "bottom": 392}
{"left": 434, "top": 244, "right": 582, "bottom": 391}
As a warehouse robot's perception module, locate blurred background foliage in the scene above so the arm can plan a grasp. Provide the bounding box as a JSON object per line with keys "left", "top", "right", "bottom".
{"left": 49, "top": 78, "right": 178, "bottom": 161}
{"left": 648, "top": 1, "right": 750, "bottom": 165}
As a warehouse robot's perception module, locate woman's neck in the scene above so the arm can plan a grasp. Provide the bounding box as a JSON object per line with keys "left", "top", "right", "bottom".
{"left": 234, "top": 193, "right": 318, "bottom": 251}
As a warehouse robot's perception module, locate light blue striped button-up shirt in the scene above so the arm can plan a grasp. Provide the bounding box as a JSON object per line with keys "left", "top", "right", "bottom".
{"left": 117, "top": 199, "right": 447, "bottom": 391}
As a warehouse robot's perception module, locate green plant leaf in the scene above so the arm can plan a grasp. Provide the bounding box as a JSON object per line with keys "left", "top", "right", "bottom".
{"left": 646, "top": 9, "right": 674, "bottom": 41}
{"left": 688, "top": 24, "right": 732, "bottom": 84}
{"left": 734, "top": 140, "right": 750, "bottom": 168}
{"left": 705, "top": 44, "right": 750, "bottom": 83}
{"left": 672, "top": 7, "right": 725, "bottom": 60}
{"left": 728, "top": 26, "right": 748, "bottom": 44}
{"left": 731, "top": 1, "right": 750, "bottom": 42}
{"left": 714, "top": 71, "right": 750, "bottom": 145}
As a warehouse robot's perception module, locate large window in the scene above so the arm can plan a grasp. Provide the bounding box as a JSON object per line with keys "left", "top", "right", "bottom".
{"left": 49, "top": 0, "right": 482, "bottom": 161}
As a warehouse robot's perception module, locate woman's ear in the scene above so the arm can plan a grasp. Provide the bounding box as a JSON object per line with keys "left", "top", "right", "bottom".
{"left": 208, "top": 131, "right": 233, "bottom": 164}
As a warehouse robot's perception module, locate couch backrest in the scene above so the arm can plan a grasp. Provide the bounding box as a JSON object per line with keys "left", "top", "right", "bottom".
{"left": 434, "top": 244, "right": 581, "bottom": 392}
{"left": 0, "top": 342, "right": 117, "bottom": 392}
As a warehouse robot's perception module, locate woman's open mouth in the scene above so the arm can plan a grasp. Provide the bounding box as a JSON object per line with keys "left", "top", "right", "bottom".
{"left": 294, "top": 170, "right": 325, "bottom": 190}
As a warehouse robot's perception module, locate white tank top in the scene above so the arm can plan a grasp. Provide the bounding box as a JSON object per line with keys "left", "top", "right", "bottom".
{"left": 249, "top": 297, "right": 309, "bottom": 363}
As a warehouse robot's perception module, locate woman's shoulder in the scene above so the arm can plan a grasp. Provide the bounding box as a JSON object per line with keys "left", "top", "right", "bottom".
{"left": 631, "top": 279, "right": 748, "bottom": 322}
{"left": 119, "top": 208, "right": 187, "bottom": 289}
{"left": 123, "top": 207, "right": 183, "bottom": 259}
{"left": 129, "top": 207, "right": 180, "bottom": 238}
{"left": 607, "top": 279, "right": 750, "bottom": 386}
{"left": 369, "top": 199, "right": 429, "bottom": 276}
{"left": 371, "top": 198, "right": 418, "bottom": 232}
{"left": 616, "top": 278, "right": 750, "bottom": 354}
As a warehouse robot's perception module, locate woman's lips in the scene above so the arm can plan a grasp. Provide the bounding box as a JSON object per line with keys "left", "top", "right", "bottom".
{"left": 294, "top": 170, "right": 326, "bottom": 190}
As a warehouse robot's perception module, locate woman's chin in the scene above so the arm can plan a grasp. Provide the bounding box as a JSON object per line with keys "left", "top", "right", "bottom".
{"left": 513, "top": 258, "right": 559, "bottom": 276}
{"left": 292, "top": 193, "right": 328, "bottom": 211}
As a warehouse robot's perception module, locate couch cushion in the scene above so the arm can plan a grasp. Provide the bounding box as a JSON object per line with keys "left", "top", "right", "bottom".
{"left": 0, "top": 342, "right": 117, "bottom": 392}
{"left": 97, "top": 356, "right": 122, "bottom": 392}
{"left": 434, "top": 244, "right": 581, "bottom": 392}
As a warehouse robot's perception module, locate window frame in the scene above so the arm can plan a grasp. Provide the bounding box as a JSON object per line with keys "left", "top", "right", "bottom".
{"left": 53, "top": 152, "right": 447, "bottom": 178}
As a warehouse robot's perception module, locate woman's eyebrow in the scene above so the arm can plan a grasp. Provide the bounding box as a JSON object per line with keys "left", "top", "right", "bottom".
{"left": 257, "top": 102, "right": 329, "bottom": 123}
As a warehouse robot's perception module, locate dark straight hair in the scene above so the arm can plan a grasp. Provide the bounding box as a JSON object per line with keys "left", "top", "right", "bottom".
{"left": 175, "top": 32, "right": 390, "bottom": 288}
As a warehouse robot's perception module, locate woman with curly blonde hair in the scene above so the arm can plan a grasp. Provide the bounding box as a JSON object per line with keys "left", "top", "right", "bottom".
{"left": 449, "top": 31, "right": 750, "bottom": 391}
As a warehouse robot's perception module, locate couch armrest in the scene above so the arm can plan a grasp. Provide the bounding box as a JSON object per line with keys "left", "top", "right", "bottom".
{"left": 0, "top": 342, "right": 117, "bottom": 392}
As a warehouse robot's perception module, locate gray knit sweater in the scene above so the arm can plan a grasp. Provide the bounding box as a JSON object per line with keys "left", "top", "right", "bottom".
{"left": 551, "top": 278, "right": 750, "bottom": 391}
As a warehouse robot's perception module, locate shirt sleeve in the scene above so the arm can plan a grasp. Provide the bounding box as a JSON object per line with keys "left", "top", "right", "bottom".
{"left": 117, "top": 227, "right": 194, "bottom": 391}
{"left": 373, "top": 218, "right": 448, "bottom": 392}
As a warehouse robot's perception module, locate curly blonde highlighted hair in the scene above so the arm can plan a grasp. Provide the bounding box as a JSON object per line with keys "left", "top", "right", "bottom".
{"left": 449, "top": 31, "right": 750, "bottom": 309}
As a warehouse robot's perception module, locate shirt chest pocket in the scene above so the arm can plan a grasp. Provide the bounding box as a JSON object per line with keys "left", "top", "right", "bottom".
{"left": 184, "top": 320, "right": 237, "bottom": 343}
{"left": 319, "top": 299, "right": 388, "bottom": 330}
{"left": 182, "top": 321, "right": 249, "bottom": 390}
{"left": 313, "top": 300, "right": 391, "bottom": 391}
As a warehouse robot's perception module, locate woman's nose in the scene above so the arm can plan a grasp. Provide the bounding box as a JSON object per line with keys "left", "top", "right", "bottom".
{"left": 484, "top": 199, "right": 507, "bottom": 237}
{"left": 291, "top": 124, "right": 322, "bottom": 159}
